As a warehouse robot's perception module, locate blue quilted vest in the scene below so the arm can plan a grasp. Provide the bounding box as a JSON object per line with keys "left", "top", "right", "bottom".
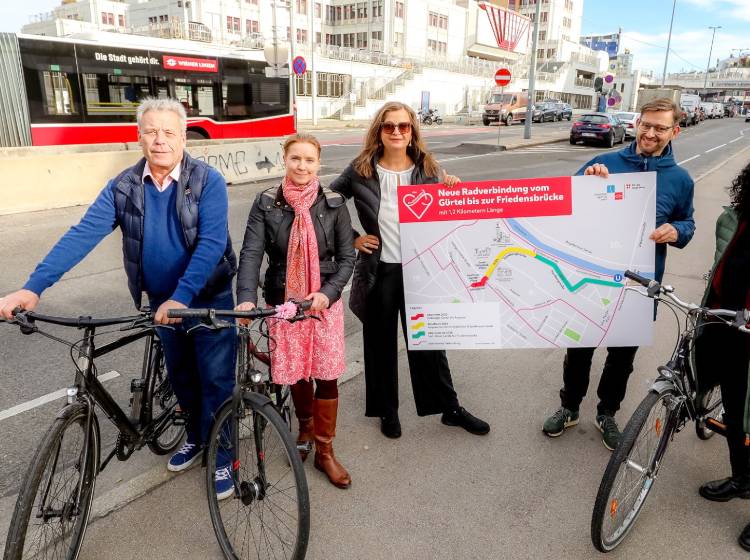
{"left": 111, "top": 152, "right": 236, "bottom": 308}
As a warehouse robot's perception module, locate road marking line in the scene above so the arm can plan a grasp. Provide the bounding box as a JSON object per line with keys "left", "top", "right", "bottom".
{"left": 678, "top": 154, "right": 701, "bottom": 165}
{"left": 0, "top": 370, "right": 120, "bottom": 421}
{"left": 729, "top": 137, "right": 742, "bottom": 143}
{"left": 705, "top": 143, "right": 727, "bottom": 153}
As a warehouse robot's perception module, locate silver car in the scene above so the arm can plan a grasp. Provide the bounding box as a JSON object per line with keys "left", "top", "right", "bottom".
{"left": 614, "top": 111, "right": 639, "bottom": 139}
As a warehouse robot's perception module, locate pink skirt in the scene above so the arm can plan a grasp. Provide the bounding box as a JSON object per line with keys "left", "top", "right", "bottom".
{"left": 268, "top": 299, "right": 346, "bottom": 385}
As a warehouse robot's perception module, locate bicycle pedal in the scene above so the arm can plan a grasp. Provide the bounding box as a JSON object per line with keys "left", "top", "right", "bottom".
{"left": 296, "top": 442, "right": 313, "bottom": 453}
{"left": 706, "top": 417, "right": 727, "bottom": 436}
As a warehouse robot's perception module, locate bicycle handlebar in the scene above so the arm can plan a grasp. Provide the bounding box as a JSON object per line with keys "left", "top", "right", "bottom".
{"left": 167, "top": 299, "right": 313, "bottom": 320}
{"left": 624, "top": 270, "right": 750, "bottom": 333}
{"left": 7, "top": 309, "right": 149, "bottom": 328}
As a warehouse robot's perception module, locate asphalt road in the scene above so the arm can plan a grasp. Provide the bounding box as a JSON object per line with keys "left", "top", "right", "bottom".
{"left": 1, "top": 116, "right": 749, "bottom": 558}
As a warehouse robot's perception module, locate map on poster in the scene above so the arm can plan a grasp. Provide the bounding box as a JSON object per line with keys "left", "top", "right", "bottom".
{"left": 398, "top": 172, "right": 656, "bottom": 350}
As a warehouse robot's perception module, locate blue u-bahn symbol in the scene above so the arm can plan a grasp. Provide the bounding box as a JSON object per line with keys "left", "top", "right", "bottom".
{"left": 607, "top": 184, "right": 616, "bottom": 193}
{"left": 614, "top": 273, "right": 623, "bottom": 282}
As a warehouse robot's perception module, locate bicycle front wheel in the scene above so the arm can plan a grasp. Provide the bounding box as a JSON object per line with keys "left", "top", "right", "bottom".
{"left": 591, "top": 387, "right": 679, "bottom": 552}
{"left": 4, "top": 404, "right": 98, "bottom": 560}
{"left": 206, "top": 396, "right": 310, "bottom": 560}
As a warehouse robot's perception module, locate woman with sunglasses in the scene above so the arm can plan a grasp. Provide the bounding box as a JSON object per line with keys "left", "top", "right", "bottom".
{"left": 331, "top": 101, "right": 490, "bottom": 439}
{"left": 236, "top": 133, "right": 355, "bottom": 489}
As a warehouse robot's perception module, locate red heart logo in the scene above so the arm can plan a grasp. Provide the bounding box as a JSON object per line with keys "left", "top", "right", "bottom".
{"left": 402, "top": 190, "right": 434, "bottom": 220}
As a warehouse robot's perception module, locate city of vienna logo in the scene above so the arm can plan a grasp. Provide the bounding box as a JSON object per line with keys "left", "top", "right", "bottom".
{"left": 403, "top": 190, "right": 433, "bottom": 220}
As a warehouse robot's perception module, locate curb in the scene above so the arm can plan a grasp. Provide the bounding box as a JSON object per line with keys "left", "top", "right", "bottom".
{"left": 455, "top": 134, "right": 568, "bottom": 153}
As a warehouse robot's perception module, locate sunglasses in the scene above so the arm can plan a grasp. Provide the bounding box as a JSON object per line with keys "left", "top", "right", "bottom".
{"left": 381, "top": 121, "right": 412, "bottom": 134}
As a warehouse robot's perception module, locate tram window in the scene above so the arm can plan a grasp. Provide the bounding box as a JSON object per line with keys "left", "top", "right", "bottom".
{"left": 19, "top": 38, "right": 81, "bottom": 122}
{"left": 74, "top": 44, "right": 151, "bottom": 121}
{"left": 174, "top": 80, "right": 215, "bottom": 116}
{"left": 81, "top": 73, "right": 148, "bottom": 116}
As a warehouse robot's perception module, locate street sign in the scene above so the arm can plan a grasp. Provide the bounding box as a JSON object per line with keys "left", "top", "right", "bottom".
{"left": 494, "top": 68, "right": 512, "bottom": 87}
{"left": 292, "top": 56, "right": 307, "bottom": 76}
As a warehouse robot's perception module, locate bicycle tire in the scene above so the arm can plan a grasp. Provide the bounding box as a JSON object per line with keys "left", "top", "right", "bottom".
{"left": 4, "top": 404, "right": 98, "bottom": 560}
{"left": 591, "top": 387, "right": 679, "bottom": 552}
{"left": 695, "top": 386, "right": 723, "bottom": 440}
{"left": 146, "top": 342, "right": 185, "bottom": 455}
{"left": 205, "top": 396, "right": 310, "bottom": 560}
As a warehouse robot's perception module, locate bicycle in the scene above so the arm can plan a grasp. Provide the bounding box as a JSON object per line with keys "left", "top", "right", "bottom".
{"left": 591, "top": 270, "right": 749, "bottom": 552}
{"left": 3, "top": 309, "right": 184, "bottom": 560}
{"left": 168, "top": 300, "right": 313, "bottom": 560}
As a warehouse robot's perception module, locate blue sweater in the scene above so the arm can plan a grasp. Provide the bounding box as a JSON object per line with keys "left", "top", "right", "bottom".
{"left": 24, "top": 168, "right": 229, "bottom": 306}
{"left": 576, "top": 141, "right": 695, "bottom": 282}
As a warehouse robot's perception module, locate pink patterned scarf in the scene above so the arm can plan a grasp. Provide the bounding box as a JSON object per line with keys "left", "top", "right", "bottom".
{"left": 282, "top": 175, "right": 321, "bottom": 299}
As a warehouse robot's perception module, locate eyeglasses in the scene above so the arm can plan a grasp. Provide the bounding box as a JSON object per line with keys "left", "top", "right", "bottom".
{"left": 637, "top": 121, "right": 674, "bottom": 135}
{"left": 381, "top": 121, "right": 412, "bottom": 135}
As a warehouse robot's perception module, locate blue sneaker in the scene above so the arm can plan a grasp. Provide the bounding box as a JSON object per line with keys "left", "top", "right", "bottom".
{"left": 167, "top": 441, "right": 201, "bottom": 472}
{"left": 215, "top": 465, "right": 234, "bottom": 500}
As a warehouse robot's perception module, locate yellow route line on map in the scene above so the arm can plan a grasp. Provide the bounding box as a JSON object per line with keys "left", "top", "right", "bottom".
{"left": 483, "top": 247, "right": 537, "bottom": 279}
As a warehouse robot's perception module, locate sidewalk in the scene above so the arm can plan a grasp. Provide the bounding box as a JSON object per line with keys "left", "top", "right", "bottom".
{"left": 17, "top": 147, "right": 750, "bottom": 559}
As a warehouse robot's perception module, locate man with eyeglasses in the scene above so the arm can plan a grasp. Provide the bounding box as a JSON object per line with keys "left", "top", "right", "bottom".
{"left": 542, "top": 98, "right": 695, "bottom": 450}
{"left": 0, "top": 98, "right": 239, "bottom": 498}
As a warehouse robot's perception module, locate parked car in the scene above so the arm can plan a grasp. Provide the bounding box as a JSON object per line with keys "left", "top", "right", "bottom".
{"left": 569, "top": 113, "right": 626, "bottom": 148}
{"left": 613, "top": 111, "right": 639, "bottom": 138}
{"left": 508, "top": 102, "right": 557, "bottom": 124}
{"left": 679, "top": 107, "right": 689, "bottom": 127}
{"left": 482, "top": 90, "right": 528, "bottom": 126}
{"left": 745, "top": 111, "right": 750, "bottom": 122}
{"left": 555, "top": 102, "right": 573, "bottom": 121}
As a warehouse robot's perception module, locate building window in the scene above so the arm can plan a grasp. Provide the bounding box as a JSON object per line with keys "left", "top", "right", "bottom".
{"left": 372, "top": 0, "right": 383, "bottom": 17}
{"left": 297, "top": 28, "right": 308, "bottom": 43}
{"left": 563, "top": 16, "right": 571, "bottom": 28}
{"left": 101, "top": 12, "right": 115, "bottom": 25}
{"left": 296, "top": 0, "right": 307, "bottom": 15}
{"left": 246, "top": 19, "right": 259, "bottom": 33}
{"left": 315, "top": 2, "right": 321, "bottom": 18}
{"left": 245, "top": 0, "right": 259, "bottom": 4}
{"left": 118, "top": 14, "right": 125, "bottom": 27}
{"left": 356, "top": 2, "right": 367, "bottom": 19}
{"left": 356, "top": 32, "right": 367, "bottom": 48}
{"left": 316, "top": 32, "right": 321, "bottom": 43}
{"left": 394, "top": 32, "right": 403, "bottom": 47}
{"left": 540, "top": 11, "right": 548, "bottom": 22}
{"left": 395, "top": 1, "right": 404, "bottom": 18}
{"left": 372, "top": 31, "right": 382, "bottom": 41}
{"left": 227, "top": 16, "right": 240, "bottom": 33}
{"left": 537, "top": 48, "right": 544, "bottom": 59}
{"left": 546, "top": 48, "right": 556, "bottom": 58}
{"left": 538, "top": 30, "right": 546, "bottom": 41}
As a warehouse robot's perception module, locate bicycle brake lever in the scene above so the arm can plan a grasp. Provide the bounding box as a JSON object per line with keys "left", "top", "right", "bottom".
{"left": 12, "top": 310, "right": 37, "bottom": 335}
{"left": 186, "top": 319, "right": 231, "bottom": 335}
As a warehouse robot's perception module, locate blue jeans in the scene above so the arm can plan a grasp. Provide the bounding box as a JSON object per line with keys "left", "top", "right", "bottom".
{"left": 154, "top": 287, "right": 236, "bottom": 454}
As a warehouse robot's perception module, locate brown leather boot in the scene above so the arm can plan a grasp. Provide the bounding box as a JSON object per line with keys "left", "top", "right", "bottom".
{"left": 313, "top": 398, "right": 351, "bottom": 489}
{"left": 297, "top": 417, "right": 314, "bottom": 462}
{"left": 291, "top": 381, "right": 314, "bottom": 462}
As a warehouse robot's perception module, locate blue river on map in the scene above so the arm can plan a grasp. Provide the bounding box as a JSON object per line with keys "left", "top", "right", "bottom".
{"left": 506, "top": 218, "right": 654, "bottom": 280}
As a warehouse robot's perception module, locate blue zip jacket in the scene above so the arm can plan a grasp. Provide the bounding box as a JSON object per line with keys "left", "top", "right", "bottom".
{"left": 576, "top": 141, "right": 695, "bottom": 282}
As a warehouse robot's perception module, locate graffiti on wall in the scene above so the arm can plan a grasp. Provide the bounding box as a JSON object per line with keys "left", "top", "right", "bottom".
{"left": 190, "top": 140, "right": 284, "bottom": 184}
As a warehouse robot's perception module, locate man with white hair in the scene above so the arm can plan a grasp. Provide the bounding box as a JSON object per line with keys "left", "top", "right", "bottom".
{"left": 0, "top": 98, "right": 238, "bottom": 499}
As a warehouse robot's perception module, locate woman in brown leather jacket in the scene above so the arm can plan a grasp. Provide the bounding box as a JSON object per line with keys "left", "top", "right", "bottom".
{"left": 235, "top": 133, "right": 355, "bottom": 488}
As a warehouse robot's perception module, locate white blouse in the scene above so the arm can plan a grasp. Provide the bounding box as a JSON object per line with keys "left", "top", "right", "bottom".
{"left": 376, "top": 163, "right": 415, "bottom": 263}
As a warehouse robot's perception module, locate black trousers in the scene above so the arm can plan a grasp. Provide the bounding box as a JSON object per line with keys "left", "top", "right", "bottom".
{"left": 363, "top": 262, "right": 459, "bottom": 418}
{"left": 696, "top": 323, "right": 750, "bottom": 477}
{"left": 559, "top": 346, "right": 639, "bottom": 416}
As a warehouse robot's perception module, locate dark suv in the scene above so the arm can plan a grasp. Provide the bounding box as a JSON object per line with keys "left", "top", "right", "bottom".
{"left": 532, "top": 102, "right": 559, "bottom": 123}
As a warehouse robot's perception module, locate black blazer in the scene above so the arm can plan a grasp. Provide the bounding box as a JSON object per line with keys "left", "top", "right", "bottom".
{"left": 330, "top": 159, "right": 439, "bottom": 321}
{"left": 236, "top": 185, "right": 355, "bottom": 306}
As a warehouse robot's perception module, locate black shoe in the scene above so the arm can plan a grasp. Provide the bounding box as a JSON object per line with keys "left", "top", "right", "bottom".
{"left": 441, "top": 407, "right": 490, "bottom": 435}
{"left": 739, "top": 522, "right": 750, "bottom": 552}
{"left": 699, "top": 476, "right": 750, "bottom": 502}
{"left": 380, "top": 415, "right": 401, "bottom": 439}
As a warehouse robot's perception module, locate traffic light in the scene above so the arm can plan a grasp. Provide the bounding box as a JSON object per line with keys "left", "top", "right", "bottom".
{"left": 594, "top": 77, "right": 603, "bottom": 92}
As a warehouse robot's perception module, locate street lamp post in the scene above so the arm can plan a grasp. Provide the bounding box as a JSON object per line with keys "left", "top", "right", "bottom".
{"left": 661, "top": 0, "right": 677, "bottom": 86}
{"left": 704, "top": 26, "right": 721, "bottom": 92}
{"left": 523, "top": 0, "right": 542, "bottom": 140}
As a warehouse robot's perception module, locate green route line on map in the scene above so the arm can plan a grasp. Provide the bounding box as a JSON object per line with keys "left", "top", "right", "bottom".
{"left": 533, "top": 254, "right": 622, "bottom": 292}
